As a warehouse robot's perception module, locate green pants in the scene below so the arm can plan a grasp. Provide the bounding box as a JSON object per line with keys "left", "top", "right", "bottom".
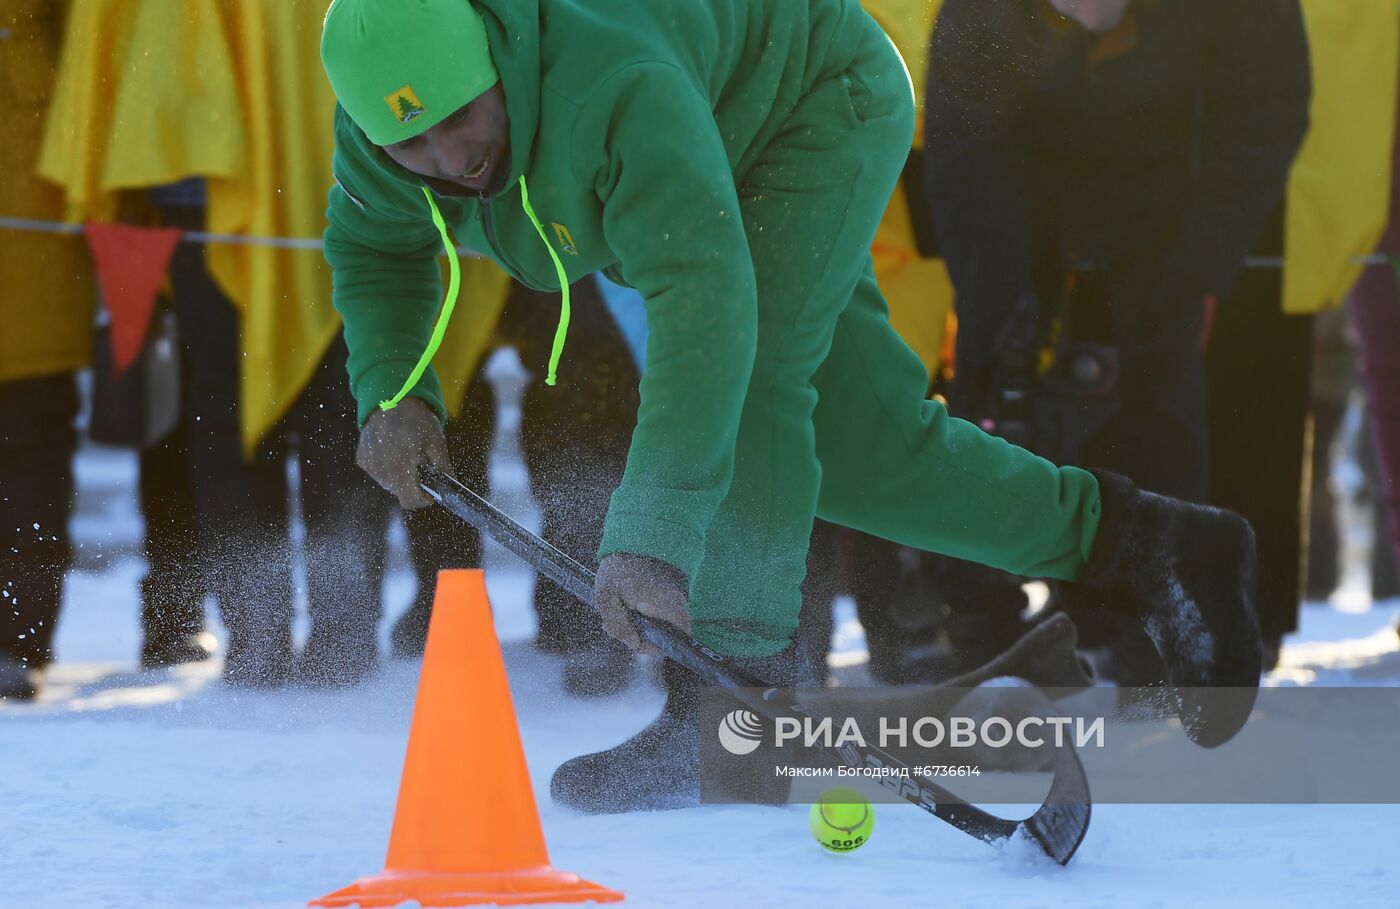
{"left": 689, "top": 19, "right": 1101, "bottom": 656}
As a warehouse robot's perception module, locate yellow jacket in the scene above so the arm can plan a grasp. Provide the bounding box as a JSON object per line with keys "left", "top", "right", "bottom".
{"left": 862, "top": 0, "right": 952, "bottom": 377}
{"left": 39, "top": 0, "right": 509, "bottom": 454}
{"left": 1, "top": 0, "right": 93, "bottom": 385}
{"left": 1284, "top": 0, "right": 1398, "bottom": 314}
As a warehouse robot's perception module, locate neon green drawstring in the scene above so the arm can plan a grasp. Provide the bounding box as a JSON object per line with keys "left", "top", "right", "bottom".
{"left": 378, "top": 186, "right": 461, "bottom": 412}
{"left": 378, "top": 176, "right": 571, "bottom": 412}
{"left": 518, "top": 175, "right": 572, "bottom": 386}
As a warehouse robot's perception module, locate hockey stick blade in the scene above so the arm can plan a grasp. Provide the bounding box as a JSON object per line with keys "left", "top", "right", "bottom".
{"left": 419, "top": 465, "right": 1091, "bottom": 864}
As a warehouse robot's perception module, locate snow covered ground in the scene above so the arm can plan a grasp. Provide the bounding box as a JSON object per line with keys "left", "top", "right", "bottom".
{"left": 3, "top": 359, "right": 1399, "bottom": 908}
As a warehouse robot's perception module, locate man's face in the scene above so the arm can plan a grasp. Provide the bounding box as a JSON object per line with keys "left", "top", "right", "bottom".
{"left": 1047, "top": 0, "right": 1132, "bottom": 32}
{"left": 380, "top": 82, "right": 512, "bottom": 196}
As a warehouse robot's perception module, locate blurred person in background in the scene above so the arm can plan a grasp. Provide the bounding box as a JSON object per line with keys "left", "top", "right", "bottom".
{"left": 133, "top": 412, "right": 218, "bottom": 670}
{"left": 81, "top": 176, "right": 219, "bottom": 671}
{"left": 1359, "top": 415, "right": 1400, "bottom": 603}
{"left": 1349, "top": 53, "right": 1400, "bottom": 617}
{"left": 39, "top": 0, "right": 398, "bottom": 688}
{"left": 1304, "top": 303, "right": 1359, "bottom": 603}
{"left": 1303, "top": 306, "right": 1400, "bottom": 606}
{"left": 1208, "top": 1, "right": 1399, "bottom": 664}
{"left": 923, "top": 0, "right": 1311, "bottom": 678}
{"left": 128, "top": 288, "right": 217, "bottom": 666}
{"left": 394, "top": 276, "right": 643, "bottom": 699}
{"left": 1205, "top": 200, "right": 1321, "bottom": 670}
{"left": 152, "top": 192, "right": 394, "bottom": 689}
{"left": 0, "top": 0, "right": 95, "bottom": 700}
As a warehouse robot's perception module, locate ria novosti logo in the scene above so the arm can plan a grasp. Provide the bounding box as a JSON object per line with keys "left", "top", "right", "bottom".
{"left": 717, "top": 709, "right": 1106, "bottom": 754}
{"left": 717, "top": 709, "right": 764, "bottom": 755}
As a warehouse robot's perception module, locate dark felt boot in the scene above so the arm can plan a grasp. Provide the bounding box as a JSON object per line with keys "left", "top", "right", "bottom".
{"left": 550, "top": 642, "right": 821, "bottom": 814}
{"left": 550, "top": 658, "right": 701, "bottom": 814}
{"left": 1072, "top": 469, "right": 1262, "bottom": 747}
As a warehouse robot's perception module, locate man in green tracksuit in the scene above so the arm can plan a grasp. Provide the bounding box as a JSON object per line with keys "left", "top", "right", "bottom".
{"left": 321, "top": 0, "right": 1263, "bottom": 813}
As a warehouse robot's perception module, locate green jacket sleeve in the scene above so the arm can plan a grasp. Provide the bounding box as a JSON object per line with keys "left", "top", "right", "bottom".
{"left": 324, "top": 107, "right": 448, "bottom": 426}
{"left": 582, "top": 64, "right": 759, "bottom": 582}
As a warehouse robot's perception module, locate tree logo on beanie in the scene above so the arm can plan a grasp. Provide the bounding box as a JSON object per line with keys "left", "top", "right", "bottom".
{"left": 551, "top": 222, "right": 579, "bottom": 256}
{"left": 384, "top": 85, "right": 426, "bottom": 125}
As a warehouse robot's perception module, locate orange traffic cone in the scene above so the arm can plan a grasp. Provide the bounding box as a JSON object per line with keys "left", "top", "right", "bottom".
{"left": 310, "top": 569, "right": 624, "bottom": 907}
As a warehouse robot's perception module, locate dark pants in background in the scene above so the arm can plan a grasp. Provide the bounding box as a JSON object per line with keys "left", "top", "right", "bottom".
{"left": 137, "top": 416, "right": 209, "bottom": 661}
{"left": 0, "top": 374, "right": 79, "bottom": 668}
{"left": 1350, "top": 231, "right": 1400, "bottom": 585}
{"left": 1206, "top": 214, "right": 1313, "bottom": 646}
{"left": 1305, "top": 305, "right": 1351, "bottom": 600}
{"left": 163, "top": 223, "right": 392, "bottom": 686}
{"left": 400, "top": 279, "right": 638, "bottom": 670}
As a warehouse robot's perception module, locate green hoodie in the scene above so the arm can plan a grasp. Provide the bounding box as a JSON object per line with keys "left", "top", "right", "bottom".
{"left": 327, "top": 0, "right": 883, "bottom": 580}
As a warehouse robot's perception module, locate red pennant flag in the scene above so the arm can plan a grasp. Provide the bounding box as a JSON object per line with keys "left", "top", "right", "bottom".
{"left": 84, "top": 223, "right": 183, "bottom": 375}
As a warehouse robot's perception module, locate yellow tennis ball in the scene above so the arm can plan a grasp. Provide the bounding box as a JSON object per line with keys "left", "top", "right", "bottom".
{"left": 809, "top": 786, "right": 874, "bottom": 853}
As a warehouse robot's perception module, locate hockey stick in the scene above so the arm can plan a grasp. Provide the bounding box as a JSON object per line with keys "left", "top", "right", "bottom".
{"left": 420, "top": 465, "right": 1091, "bottom": 864}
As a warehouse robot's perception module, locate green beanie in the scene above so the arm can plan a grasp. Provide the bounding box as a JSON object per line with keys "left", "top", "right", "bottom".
{"left": 321, "top": 0, "right": 499, "bottom": 147}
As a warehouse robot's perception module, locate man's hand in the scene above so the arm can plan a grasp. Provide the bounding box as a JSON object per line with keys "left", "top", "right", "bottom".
{"left": 596, "top": 553, "right": 690, "bottom": 655}
{"left": 356, "top": 397, "right": 450, "bottom": 509}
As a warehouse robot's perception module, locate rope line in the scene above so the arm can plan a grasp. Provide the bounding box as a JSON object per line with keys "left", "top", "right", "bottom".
{"left": 3, "top": 214, "right": 1394, "bottom": 269}
{"left": 0, "top": 215, "right": 480, "bottom": 256}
